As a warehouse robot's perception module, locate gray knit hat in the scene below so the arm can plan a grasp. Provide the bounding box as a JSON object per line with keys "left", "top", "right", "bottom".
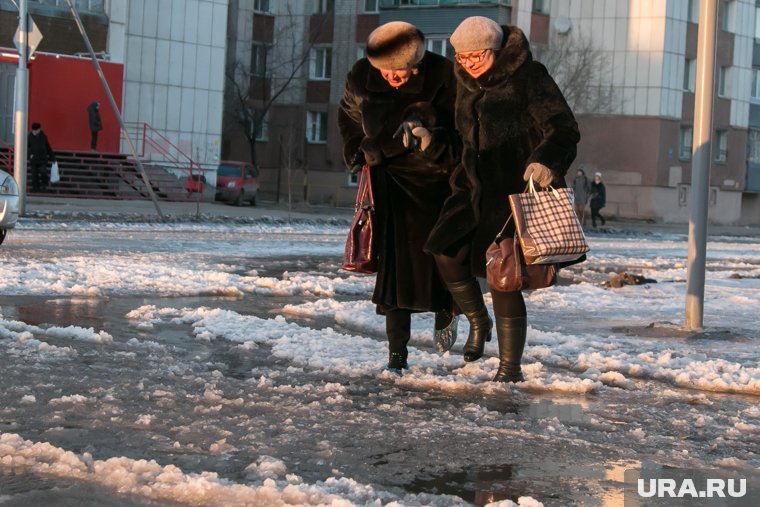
{"left": 450, "top": 16, "right": 503, "bottom": 53}
{"left": 366, "top": 21, "right": 425, "bottom": 70}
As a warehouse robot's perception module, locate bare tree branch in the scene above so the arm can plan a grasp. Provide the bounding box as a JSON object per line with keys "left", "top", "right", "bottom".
{"left": 534, "top": 34, "right": 615, "bottom": 115}
{"left": 224, "top": 2, "right": 330, "bottom": 165}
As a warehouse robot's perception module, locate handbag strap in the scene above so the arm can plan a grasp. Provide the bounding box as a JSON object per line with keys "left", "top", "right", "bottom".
{"left": 495, "top": 181, "right": 532, "bottom": 241}
{"left": 528, "top": 174, "right": 562, "bottom": 200}
{"left": 356, "top": 164, "right": 374, "bottom": 208}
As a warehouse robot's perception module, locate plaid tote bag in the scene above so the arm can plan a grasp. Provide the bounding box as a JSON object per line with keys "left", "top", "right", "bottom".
{"left": 508, "top": 176, "right": 590, "bottom": 264}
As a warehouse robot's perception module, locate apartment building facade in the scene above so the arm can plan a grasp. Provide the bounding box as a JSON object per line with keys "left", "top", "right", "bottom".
{"left": 1, "top": 0, "right": 228, "bottom": 166}
{"left": 224, "top": 0, "right": 759, "bottom": 223}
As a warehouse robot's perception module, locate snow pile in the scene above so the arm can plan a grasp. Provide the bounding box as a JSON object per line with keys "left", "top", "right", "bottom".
{"left": 0, "top": 432, "right": 487, "bottom": 506}
{"left": 126, "top": 305, "right": 603, "bottom": 393}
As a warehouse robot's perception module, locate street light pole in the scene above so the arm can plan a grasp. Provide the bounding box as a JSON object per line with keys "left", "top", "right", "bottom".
{"left": 686, "top": 0, "right": 718, "bottom": 330}
{"left": 13, "top": 0, "right": 28, "bottom": 215}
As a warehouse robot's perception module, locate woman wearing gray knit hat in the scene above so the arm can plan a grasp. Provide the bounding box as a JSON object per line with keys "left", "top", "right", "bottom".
{"left": 338, "top": 21, "right": 462, "bottom": 375}
{"left": 426, "top": 16, "right": 581, "bottom": 382}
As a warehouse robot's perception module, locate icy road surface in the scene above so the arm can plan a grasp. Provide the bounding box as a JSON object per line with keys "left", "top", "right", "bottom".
{"left": 0, "top": 220, "right": 758, "bottom": 506}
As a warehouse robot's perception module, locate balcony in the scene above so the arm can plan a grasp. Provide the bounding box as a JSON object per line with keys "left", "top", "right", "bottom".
{"left": 380, "top": 0, "right": 510, "bottom": 7}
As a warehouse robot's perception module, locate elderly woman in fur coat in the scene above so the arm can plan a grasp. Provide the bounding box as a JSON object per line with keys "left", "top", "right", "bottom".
{"left": 338, "top": 21, "right": 461, "bottom": 374}
{"left": 426, "top": 17, "right": 580, "bottom": 382}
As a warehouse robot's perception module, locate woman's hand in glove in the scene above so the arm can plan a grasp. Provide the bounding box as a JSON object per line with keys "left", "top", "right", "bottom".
{"left": 523, "top": 163, "right": 554, "bottom": 187}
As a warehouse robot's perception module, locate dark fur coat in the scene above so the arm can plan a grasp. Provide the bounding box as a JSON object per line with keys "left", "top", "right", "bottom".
{"left": 338, "top": 51, "right": 460, "bottom": 313}
{"left": 425, "top": 25, "right": 580, "bottom": 278}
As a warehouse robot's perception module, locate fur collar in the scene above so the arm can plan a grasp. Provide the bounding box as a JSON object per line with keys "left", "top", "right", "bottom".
{"left": 454, "top": 25, "right": 532, "bottom": 91}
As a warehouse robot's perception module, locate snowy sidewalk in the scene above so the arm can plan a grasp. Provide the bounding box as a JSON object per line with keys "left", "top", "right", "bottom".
{"left": 24, "top": 195, "right": 354, "bottom": 223}
{"left": 25, "top": 195, "right": 760, "bottom": 239}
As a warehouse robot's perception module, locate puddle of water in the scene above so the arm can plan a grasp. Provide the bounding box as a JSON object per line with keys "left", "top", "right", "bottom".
{"left": 407, "top": 460, "right": 642, "bottom": 506}
{"left": 406, "top": 463, "right": 529, "bottom": 506}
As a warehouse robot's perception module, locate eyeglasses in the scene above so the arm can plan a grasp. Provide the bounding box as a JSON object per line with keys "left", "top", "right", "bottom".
{"left": 454, "top": 49, "right": 491, "bottom": 65}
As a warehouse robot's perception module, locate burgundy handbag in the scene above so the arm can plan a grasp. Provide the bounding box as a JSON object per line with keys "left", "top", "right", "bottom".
{"left": 485, "top": 214, "right": 557, "bottom": 292}
{"left": 342, "top": 165, "right": 377, "bottom": 274}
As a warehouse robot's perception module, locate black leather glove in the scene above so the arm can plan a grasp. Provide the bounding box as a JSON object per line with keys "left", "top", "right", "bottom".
{"left": 349, "top": 150, "right": 365, "bottom": 174}
{"left": 393, "top": 116, "right": 424, "bottom": 150}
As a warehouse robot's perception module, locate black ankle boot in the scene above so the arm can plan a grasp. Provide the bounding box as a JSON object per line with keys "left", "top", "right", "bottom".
{"left": 492, "top": 316, "right": 527, "bottom": 383}
{"left": 446, "top": 279, "right": 492, "bottom": 362}
{"left": 386, "top": 309, "right": 411, "bottom": 374}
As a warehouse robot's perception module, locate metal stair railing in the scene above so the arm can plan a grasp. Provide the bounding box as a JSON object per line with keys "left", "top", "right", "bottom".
{"left": 0, "top": 138, "right": 13, "bottom": 174}
{"left": 123, "top": 122, "right": 208, "bottom": 192}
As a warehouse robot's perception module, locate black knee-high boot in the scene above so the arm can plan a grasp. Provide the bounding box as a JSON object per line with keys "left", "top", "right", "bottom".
{"left": 386, "top": 309, "right": 411, "bottom": 373}
{"left": 446, "top": 279, "right": 492, "bottom": 362}
{"left": 492, "top": 316, "right": 527, "bottom": 382}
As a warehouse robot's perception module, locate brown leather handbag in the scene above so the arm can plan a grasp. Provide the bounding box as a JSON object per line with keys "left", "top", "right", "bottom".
{"left": 342, "top": 165, "right": 377, "bottom": 274}
{"left": 485, "top": 214, "right": 557, "bottom": 292}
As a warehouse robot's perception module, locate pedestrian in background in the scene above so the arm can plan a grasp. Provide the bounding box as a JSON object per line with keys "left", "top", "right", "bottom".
{"left": 27, "top": 122, "right": 56, "bottom": 193}
{"left": 590, "top": 171, "right": 607, "bottom": 228}
{"left": 572, "top": 168, "right": 591, "bottom": 226}
{"left": 338, "top": 21, "right": 461, "bottom": 374}
{"left": 88, "top": 101, "right": 102, "bottom": 151}
{"left": 426, "top": 16, "right": 580, "bottom": 382}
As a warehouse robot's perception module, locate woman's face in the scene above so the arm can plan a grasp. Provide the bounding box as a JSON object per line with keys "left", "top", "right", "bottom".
{"left": 455, "top": 49, "right": 496, "bottom": 79}
{"left": 379, "top": 67, "right": 413, "bottom": 87}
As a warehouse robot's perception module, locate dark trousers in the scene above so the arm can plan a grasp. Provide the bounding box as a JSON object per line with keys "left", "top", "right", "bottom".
{"left": 591, "top": 206, "right": 605, "bottom": 227}
{"left": 30, "top": 163, "right": 47, "bottom": 191}
{"left": 90, "top": 130, "right": 99, "bottom": 150}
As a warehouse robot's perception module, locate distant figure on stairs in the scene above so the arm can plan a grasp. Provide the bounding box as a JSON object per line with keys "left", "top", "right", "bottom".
{"left": 27, "top": 122, "right": 56, "bottom": 193}
{"left": 88, "top": 101, "right": 102, "bottom": 151}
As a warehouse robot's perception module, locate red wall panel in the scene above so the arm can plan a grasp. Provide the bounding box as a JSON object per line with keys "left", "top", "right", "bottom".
{"left": 28, "top": 53, "right": 123, "bottom": 153}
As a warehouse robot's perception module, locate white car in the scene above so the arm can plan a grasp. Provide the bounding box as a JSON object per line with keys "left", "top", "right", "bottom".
{"left": 0, "top": 168, "right": 19, "bottom": 246}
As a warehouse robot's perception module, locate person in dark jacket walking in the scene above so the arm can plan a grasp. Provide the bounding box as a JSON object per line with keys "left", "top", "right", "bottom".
{"left": 338, "top": 21, "right": 461, "bottom": 374}
{"left": 590, "top": 172, "right": 607, "bottom": 228}
{"left": 572, "top": 168, "right": 591, "bottom": 226}
{"left": 426, "top": 17, "right": 580, "bottom": 382}
{"left": 27, "top": 122, "right": 56, "bottom": 192}
{"left": 88, "top": 101, "right": 102, "bottom": 150}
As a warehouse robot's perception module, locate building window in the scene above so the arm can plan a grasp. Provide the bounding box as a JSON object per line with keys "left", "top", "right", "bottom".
{"left": 316, "top": 0, "right": 335, "bottom": 13}
{"left": 687, "top": 0, "right": 699, "bottom": 23}
{"left": 310, "top": 48, "right": 332, "bottom": 80}
{"left": 756, "top": 6, "right": 760, "bottom": 39}
{"left": 307, "top": 111, "right": 328, "bottom": 143}
{"left": 718, "top": 66, "right": 729, "bottom": 97}
{"left": 752, "top": 69, "right": 760, "bottom": 102}
{"left": 426, "top": 37, "right": 452, "bottom": 57}
{"left": 357, "top": 45, "right": 366, "bottom": 60}
{"left": 683, "top": 58, "right": 695, "bottom": 92}
{"left": 715, "top": 129, "right": 728, "bottom": 162}
{"left": 533, "top": 0, "right": 549, "bottom": 13}
{"left": 364, "top": 0, "right": 379, "bottom": 12}
{"left": 679, "top": 126, "right": 693, "bottom": 160}
{"left": 251, "top": 109, "right": 268, "bottom": 141}
{"left": 251, "top": 44, "right": 268, "bottom": 77}
{"left": 253, "top": 0, "right": 270, "bottom": 13}
{"left": 748, "top": 129, "right": 760, "bottom": 164}
{"left": 348, "top": 172, "right": 359, "bottom": 186}
{"left": 720, "top": 0, "right": 734, "bottom": 32}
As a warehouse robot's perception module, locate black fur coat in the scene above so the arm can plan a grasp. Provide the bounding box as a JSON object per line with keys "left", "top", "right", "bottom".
{"left": 425, "top": 25, "right": 580, "bottom": 278}
{"left": 338, "top": 51, "right": 460, "bottom": 313}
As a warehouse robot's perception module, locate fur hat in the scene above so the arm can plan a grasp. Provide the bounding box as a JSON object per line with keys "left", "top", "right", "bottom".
{"left": 31, "top": 122, "right": 41, "bottom": 130}
{"left": 450, "top": 16, "right": 503, "bottom": 53}
{"left": 366, "top": 21, "right": 425, "bottom": 70}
